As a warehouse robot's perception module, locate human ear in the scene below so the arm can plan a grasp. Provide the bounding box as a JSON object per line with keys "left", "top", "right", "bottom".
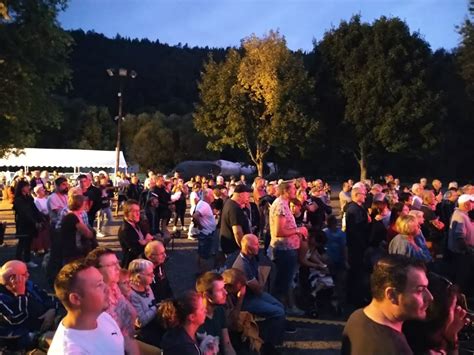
{"left": 69, "top": 292, "right": 82, "bottom": 307}
{"left": 385, "top": 287, "right": 399, "bottom": 305}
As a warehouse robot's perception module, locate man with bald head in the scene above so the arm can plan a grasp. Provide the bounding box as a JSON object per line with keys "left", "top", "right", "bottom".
{"left": 0, "top": 260, "right": 59, "bottom": 350}
{"left": 144, "top": 240, "right": 173, "bottom": 302}
{"left": 232, "top": 234, "right": 285, "bottom": 351}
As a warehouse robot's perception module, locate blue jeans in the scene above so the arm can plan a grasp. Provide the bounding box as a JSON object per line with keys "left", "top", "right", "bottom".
{"left": 273, "top": 248, "right": 298, "bottom": 298}
{"left": 243, "top": 292, "right": 285, "bottom": 346}
{"left": 197, "top": 231, "right": 214, "bottom": 259}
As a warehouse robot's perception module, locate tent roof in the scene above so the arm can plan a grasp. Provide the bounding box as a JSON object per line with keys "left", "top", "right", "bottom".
{"left": 0, "top": 148, "right": 127, "bottom": 169}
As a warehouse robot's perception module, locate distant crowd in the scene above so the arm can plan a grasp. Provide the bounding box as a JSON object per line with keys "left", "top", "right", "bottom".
{"left": 0, "top": 169, "right": 473, "bottom": 354}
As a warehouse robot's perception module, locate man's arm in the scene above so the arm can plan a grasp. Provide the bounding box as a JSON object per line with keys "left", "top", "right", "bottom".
{"left": 231, "top": 225, "right": 244, "bottom": 247}
{"left": 275, "top": 215, "right": 307, "bottom": 239}
{"left": 246, "top": 277, "right": 263, "bottom": 295}
{"left": 124, "top": 335, "right": 140, "bottom": 355}
{"left": 221, "top": 328, "right": 236, "bottom": 355}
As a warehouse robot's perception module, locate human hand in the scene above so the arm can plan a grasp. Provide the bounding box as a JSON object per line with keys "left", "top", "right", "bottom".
{"left": 298, "top": 226, "right": 308, "bottom": 239}
{"left": 145, "top": 234, "right": 154, "bottom": 242}
{"left": 39, "top": 308, "right": 56, "bottom": 332}
{"left": 433, "top": 219, "right": 444, "bottom": 230}
{"left": 445, "top": 304, "right": 467, "bottom": 344}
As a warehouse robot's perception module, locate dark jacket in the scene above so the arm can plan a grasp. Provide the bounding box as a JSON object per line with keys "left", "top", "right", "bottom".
{"left": 307, "top": 196, "right": 333, "bottom": 231}
{"left": 84, "top": 185, "right": 102, "bottom": 225}
{"left": 118, "top": 220, "right": 147, "bottom": 268}
{"left": 0, "top": 281, "right": 59, "bottom": 347}
{"left": 126, "top": 183, "right": 143, "bottom": 201}
{"left": 149, "top": 263, "right": 173, "bottom": 303}
{"left": 13, "top": 195, "right": 42, "bottom": 238}
{"left": 161, "top": 327, "right": 201, "bottom": 355}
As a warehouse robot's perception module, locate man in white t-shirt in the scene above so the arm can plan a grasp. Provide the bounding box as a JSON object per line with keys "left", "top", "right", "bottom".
{"left": 48, "top": 260, "right": 124, "bottom": 354}
{"left": 192, "top": 188, "right": 217, "bottom": 272}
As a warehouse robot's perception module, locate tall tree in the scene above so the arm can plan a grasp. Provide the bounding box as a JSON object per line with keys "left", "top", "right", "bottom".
{"left": 316, "top": 16, "right": 439, "bottom": 180}
{"left": 0, "top": 0, "right": 72, "bottom": 155}
{"left": 194, "top": 31, "right": 318, "bottom": 176}
{"left": 458, "top": 0, "right": 474, "bottom": 99}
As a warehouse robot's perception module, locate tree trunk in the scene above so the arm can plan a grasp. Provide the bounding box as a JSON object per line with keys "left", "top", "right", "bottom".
{"left": 256, "top": 158, "right": 264, "bottom": 177}
{"left": 354, "top": 144, "right": 368, "bottom": 181}
{"left": 359, "top": 155, "right": 367, "bottom": 181}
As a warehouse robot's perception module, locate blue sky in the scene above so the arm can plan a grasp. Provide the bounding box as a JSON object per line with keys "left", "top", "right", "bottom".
{"left": 59, "top": 0, "right": 468, "bottom": 52}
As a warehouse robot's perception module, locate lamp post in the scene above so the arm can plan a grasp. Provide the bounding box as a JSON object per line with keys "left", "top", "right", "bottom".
{"left": 107, "top": 68, "right": 137, "bottom": 183}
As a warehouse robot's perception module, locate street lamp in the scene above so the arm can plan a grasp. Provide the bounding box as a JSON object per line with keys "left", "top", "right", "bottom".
{"left": 107, "top": 68, "right": 137, "bottom": 183}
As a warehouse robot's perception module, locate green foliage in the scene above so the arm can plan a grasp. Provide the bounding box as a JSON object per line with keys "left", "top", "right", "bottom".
{"left": 316, "top": 16, "right": 440, "bottom": 179}
{"left": 121, "top": 111, "right": 213, "bottom": 171}
{"left": 457, "top": 0, "right": 474, "bottom": 99}
{"left": 35, "top": 97, "right": 115, "bottom": 150}
{"left": 194, "top": 31, "right": 318, "bottom": 176}
{"left": 0, "top": 0, "right": 72, "bottom": 155}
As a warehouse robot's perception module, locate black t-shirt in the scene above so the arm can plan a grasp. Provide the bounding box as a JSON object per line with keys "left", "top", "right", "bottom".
{"left": 220, "top": 199, "right": 250, "bottom": 254}
{"left": 84, "top": 185, "right": 102, "bottom": 223}
{"left": 341, "top": 308, "right": 413, "bottom": 355}
{"left": 61, "top": 213, "right": 81, "bottom": 259}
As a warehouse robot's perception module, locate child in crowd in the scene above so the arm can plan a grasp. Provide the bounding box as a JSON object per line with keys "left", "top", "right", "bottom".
{"left": 323, "top": 215, "right": 348, "bottom": 314}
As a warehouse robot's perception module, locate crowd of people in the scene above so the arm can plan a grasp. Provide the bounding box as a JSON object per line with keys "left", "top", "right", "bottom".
{"left": 0, "top": 169, "right": 473, "bottom": 354}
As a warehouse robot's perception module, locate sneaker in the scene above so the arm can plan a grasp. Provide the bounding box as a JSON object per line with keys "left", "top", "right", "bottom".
{"left": 286, "top": 306, "right": 305, "bottom": 317}
{"left": 96, "top": 232, "right": 106, "bottom": 238}
{"left": 187, "top": 235, "right": 197, "bottom": 241}
{"left": 172, "top": 226, "right": 178, "bottom": 232}
{"left": 284, "top": 324, "right": 297, "bottom": 333}
{"left": 0, "top": 243, "right": 5, "bottom": 248}
{"left": 183, "top": 226, "right": 188, "bottom": 232}
{"left": 26, "top": 261, "right": 39, "bottom": 268}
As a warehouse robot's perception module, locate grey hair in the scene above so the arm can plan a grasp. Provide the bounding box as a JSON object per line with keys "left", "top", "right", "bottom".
{"left": 128, "top": 258, "right": 153, "bottom": 276}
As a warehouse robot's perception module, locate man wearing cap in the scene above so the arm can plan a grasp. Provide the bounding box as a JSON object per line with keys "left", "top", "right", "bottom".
{"left": 220, "top": 184, "right": 252, "bottom": 256}
{"left": 448, "top": 194, "right": 474, "bottom": 295}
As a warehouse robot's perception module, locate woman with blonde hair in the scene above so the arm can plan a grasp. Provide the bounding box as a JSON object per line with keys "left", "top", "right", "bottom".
{"left": 388, "top": 215, "right": 431, "bottom": 262}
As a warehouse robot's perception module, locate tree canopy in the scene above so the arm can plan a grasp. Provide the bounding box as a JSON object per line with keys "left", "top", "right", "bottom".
{"left": 316, "top": 16, "right": 440, "bottom": 180}
{"left": 194, "top": 31, "right": 318, "bottom": 176}
{"left": 0, "top": 0, "right": 72, "bottom": 155}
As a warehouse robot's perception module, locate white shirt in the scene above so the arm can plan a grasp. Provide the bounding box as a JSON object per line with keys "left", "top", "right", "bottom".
{"left": 34, "top": 196, "right": 49, "bottom": 215}
{"left": 48, "top": 312, "right": 124, "bottom": 355}
{"left": 193, "top": 200, "right": 216, "bottom": 235}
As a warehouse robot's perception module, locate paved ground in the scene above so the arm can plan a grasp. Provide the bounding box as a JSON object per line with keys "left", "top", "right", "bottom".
{"left": 0, "top": 197, "right": 345, "bottom": 354}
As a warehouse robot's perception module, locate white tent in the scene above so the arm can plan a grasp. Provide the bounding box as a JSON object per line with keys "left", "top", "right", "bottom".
{"left": 0, "top": 148, "right": 127, "bottom": 171}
